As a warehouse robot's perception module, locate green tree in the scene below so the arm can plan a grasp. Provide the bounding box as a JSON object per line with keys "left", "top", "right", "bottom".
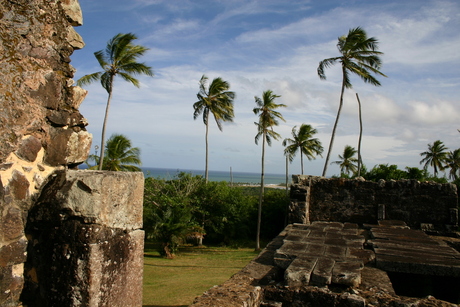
{"left": 446, "top": 149, "right": 460, "bottom": 180}
{"left": 193, "top": 75, "right": 235, "bottom": 183}
{"left": 365, "top": 164, "right": 406, "bottom": 181}
{"left": 318, "top": 27, "right": 387, "bottom": 177}
{"left": 331, "top": 145, "right": 358, "bottom": 176}
{"left": 420, "top": 140, "right": 448, "bottom": 177}
{"left": 77, "top": 33, "right": 153, "bottom": 170}
{"left": 143, "top": 176, "right": 198, "bottom": 258}
{"left": 253, "top": 90, "right": 286, "bottom": 251}
{"left": 282, "top": 124, "right": 323, "bottom": 175}
{"left": 87, "top": 134, "right": 141, "bottom": 171}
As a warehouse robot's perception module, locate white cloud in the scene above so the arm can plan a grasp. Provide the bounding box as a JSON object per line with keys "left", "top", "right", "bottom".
{"left": 74, "top": 0, "right": 460, "bottom": 176}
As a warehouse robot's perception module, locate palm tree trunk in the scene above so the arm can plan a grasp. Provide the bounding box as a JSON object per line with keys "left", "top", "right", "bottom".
{"left": 256, "top": 132, "right": 266, "bottom": 251}
{"left": 356, "top": 93, "right": 363, "bottom": 177}
{"left": 98, "top": 76, "right": 114, "bottom": 170}
{"left": 300, "top": 152, "right": 304, "bottom": 175}
{"left": 284, "top": 155, "right": 289, "bottom": 227}
{"left": 205, "top": 115, "right": 209, "bottom": 183}
{"left": 285, "top": 155, "right": 289, "bottom": 196}
{"left": 322, "top": 69, "right": 346, "bottom": 177}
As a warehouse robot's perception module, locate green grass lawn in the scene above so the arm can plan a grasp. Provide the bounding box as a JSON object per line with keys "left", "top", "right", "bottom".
{"left": 143, "top": 242, "right": 259, "bottom": 307}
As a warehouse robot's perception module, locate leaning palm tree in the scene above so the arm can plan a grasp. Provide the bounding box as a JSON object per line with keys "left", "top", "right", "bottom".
{"left": 87, "top": 134, "right": 142, "bottom": 171}
{"left": 77, "top": 33, "right": 153, "bottom": 170}
{"left": 446, "top": 149, "right": 460, "bottom": 180}
{"left": 331, "top": 145, "right": 358, "bottom": 177}
{"left": 253, "top": 90, "right": 286, "bottom": 251}
{"left": 420, "top": 140, "right": 448, "bottom": 177}
{"left": 283, "top": 124, "right": 323, "bottom": 175}
{"left": 318, "top": 27, "right": 387, "bottom": 177}
{"left": 193, "top": 75, "right": 235, "bottom": 183}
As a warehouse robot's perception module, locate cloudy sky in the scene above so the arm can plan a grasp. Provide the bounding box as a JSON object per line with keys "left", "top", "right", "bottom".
{"left": 71, "top": 0, "right": 460, "bottom": 177}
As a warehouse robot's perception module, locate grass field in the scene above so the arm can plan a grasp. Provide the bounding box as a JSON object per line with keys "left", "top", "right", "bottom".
{"left": 143, "top": 242, "right": 259, "bottom": 307}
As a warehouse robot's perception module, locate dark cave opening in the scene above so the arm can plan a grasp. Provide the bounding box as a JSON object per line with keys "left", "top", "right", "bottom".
{"left": 387, "top": 272, "right": 460, "bottom": 304}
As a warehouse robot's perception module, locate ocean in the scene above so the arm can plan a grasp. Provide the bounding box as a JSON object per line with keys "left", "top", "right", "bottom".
{"left": 142, "top": 167, "right": 289, "bottom": 185}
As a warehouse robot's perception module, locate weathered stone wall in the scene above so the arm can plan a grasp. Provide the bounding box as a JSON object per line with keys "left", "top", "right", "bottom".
{"left": 22, "top": 170, "right": 145, "bottom": 306}
{"left": 0, "top": 1, "right": 90, "bottom": 306}
{"left": 289, "top": 176, "right": 458, "bottom": 229}
{"left": 1, "top": 1, "right": 145, "bottom": 305}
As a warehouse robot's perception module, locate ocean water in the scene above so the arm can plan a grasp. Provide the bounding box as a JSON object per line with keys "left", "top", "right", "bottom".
{"left": 142, "top": 167, "right": 289, "bottom": 185}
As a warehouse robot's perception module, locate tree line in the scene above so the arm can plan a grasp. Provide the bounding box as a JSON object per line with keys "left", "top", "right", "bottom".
{"left": 77, "top": 28, "right": 458, "bottom": 254}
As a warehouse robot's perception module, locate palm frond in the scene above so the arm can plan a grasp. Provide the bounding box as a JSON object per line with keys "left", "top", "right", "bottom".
{"left": 77, "top": 72, "right": 102, "bottom": 87}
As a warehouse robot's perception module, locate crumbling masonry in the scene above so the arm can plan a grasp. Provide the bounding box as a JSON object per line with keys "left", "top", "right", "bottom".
{"left": 0, "top": 1, "right": 144, "bottom": 306}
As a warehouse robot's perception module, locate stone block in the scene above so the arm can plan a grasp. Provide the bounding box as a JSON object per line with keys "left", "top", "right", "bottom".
{"left": 16, "top": 136, "right": 42, "bottom": 162}
{"left": 7, "top": 170, "right": 30, "bottom": 201}
{"left": 70, "top": 86, "right": 88, "bottom": 109}
{"left": 34, "top": 170, "right": 144, "bottom": 229}
{"left": 331, "top": 260, "right": 363, "bottom": 287}
{"left": 1, "top": 206, "right": 24, "bottom": 241}
{"left": 284, "top": 257, "right": 317, "bottom": 287}
{"left": 67, "top": 26, "right": 84, "bottom": 49}
{"left": 311, "top": 257, "right": 335, "bottom": 286}
{"left": 86, "top": 229, "right": 144, "bottom": 307}
{"left": 45, "top": 128, "right": 92, "bottom": 166}
{"left": 0, "top": 238, "right": 27, "bottom": 266}
{"left": 60, "top": 0, "right": 84, "bottom": 26}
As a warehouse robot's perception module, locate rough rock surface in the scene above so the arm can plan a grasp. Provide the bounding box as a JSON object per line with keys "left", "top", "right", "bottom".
{"left": 191, "top": 222, "right": 460, "bottom": 307}
{"left": 0, "top": 1, "right": 90, "bottom": 306}
{"left": 289, "top": 176, "right": 458, "bottom": 230}
{"left": 22, "top": 170, "right": 145, "bottom": 307}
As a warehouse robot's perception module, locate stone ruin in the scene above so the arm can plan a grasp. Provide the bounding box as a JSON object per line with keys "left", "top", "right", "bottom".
{"left": 0, "top": 1, "right": 144, "bottom": 306}
{"left": 191, "top": 176, "right": 460, "bottom": 306}
{"left": 2, "top": 1, "right": 460, "bottom": 307}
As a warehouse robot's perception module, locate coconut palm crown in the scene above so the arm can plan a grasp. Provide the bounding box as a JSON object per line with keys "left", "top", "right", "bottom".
{"left": 87, "top": 134, "right": 141, "bottom": 172}
{"left": 77, "top": 33, "right": 153, "bottom": 170}
{"left": 420, "top": 140, "right": 448, "bottom": 177}
{"left": 318, "top": 26, "right": 387, "bottom": 177}
{"left": 331, "top": 145, "right": 358, "bottom": 176}
{"left": 283, "top": 124, "right": 323, "bottom": 175}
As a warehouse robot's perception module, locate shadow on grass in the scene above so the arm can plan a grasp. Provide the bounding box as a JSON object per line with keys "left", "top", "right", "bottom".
{"left": 144, "top": 262, "right": 245, "bottom": 269}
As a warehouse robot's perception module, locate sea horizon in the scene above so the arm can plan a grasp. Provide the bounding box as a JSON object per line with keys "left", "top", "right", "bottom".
{"left": 142, "top": 167, "right": 290, "bottom": 185}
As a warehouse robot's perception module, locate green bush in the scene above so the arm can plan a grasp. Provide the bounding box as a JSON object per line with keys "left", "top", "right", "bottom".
{"left": 143, "top": 174, "right": 288, "bottom": 252}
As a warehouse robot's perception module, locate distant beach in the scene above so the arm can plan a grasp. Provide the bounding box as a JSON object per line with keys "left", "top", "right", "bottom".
{"left": 142, "top": 167, "right": 290, "bottom": 186}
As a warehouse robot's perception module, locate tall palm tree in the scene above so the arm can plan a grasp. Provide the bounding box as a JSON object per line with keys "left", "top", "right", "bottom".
{"left": 77, "top": 33, "right": 153, "bottom": 170}
{"left": 282, "top": 124, "right": 323, "bottom": 175}
{"left": 355, "top": 93, "right": 363, "bottom": 176}
{"left": 318, "top": 26, "right": 387, "bottom": 177}
{"left": 193, "top": 75, "right": 235, "bottom": 183}
{"left": 446, "top": 149, "right": 460, "bottom": 180}
{"left": 331, "top": 145, "right": 358, "bottom": 176}
{"left": 87, "top": 134, "right": 141, "bottom": 171}
{"left": 420, "top": 140, "right": 448, "bottom": 177}
{"left": 253, "top": 90, "right": 286, "bottom": 251}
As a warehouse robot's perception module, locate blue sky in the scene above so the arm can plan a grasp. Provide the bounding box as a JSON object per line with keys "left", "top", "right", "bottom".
{"left": 72, "top": 0, "right": 460, "bottom": 176}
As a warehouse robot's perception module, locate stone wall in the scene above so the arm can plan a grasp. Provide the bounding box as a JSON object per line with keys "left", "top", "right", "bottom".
{"left": 0, "top": 1, "right": 144, "bottom": 306}
{"left": 0, "top": 1, "right": 90, "bottom": 305}
{"left": 289, "top": 176, "right": 458, "bottom": 230}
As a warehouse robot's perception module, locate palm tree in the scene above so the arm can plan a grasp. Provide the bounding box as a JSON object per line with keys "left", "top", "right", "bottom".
{"left": 87, "top": 134, "right": 141, "bottom": 171}
{"left": 193, "top": 75, "right": 235, "bottom": 183}
{"left": 77, "top": 33, "right": 153, "bottom": 170}
{"left": 331, "top": 145, "right": 358, "bottom": 177}
{"left": 253, "top": 90, "right": 286, "bottom": 251}
{"left": 282, "top": 124, "right": 323, "bottom": 175}
{"left": 355, "top": 93, "right": 363, "bottom": 176}
{"left": 446, "top": 149, "right": 460, "bottom": 180}
{"left": 318, "top": 27, "right": 387, "bottom": 177}
{"left": 420, "top": 140, "right": 448, "bottom": 177}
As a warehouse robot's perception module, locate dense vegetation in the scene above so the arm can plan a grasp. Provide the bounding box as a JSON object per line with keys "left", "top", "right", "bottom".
{"left": 143, "top": 172, "right": 288, "bottom": 258}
